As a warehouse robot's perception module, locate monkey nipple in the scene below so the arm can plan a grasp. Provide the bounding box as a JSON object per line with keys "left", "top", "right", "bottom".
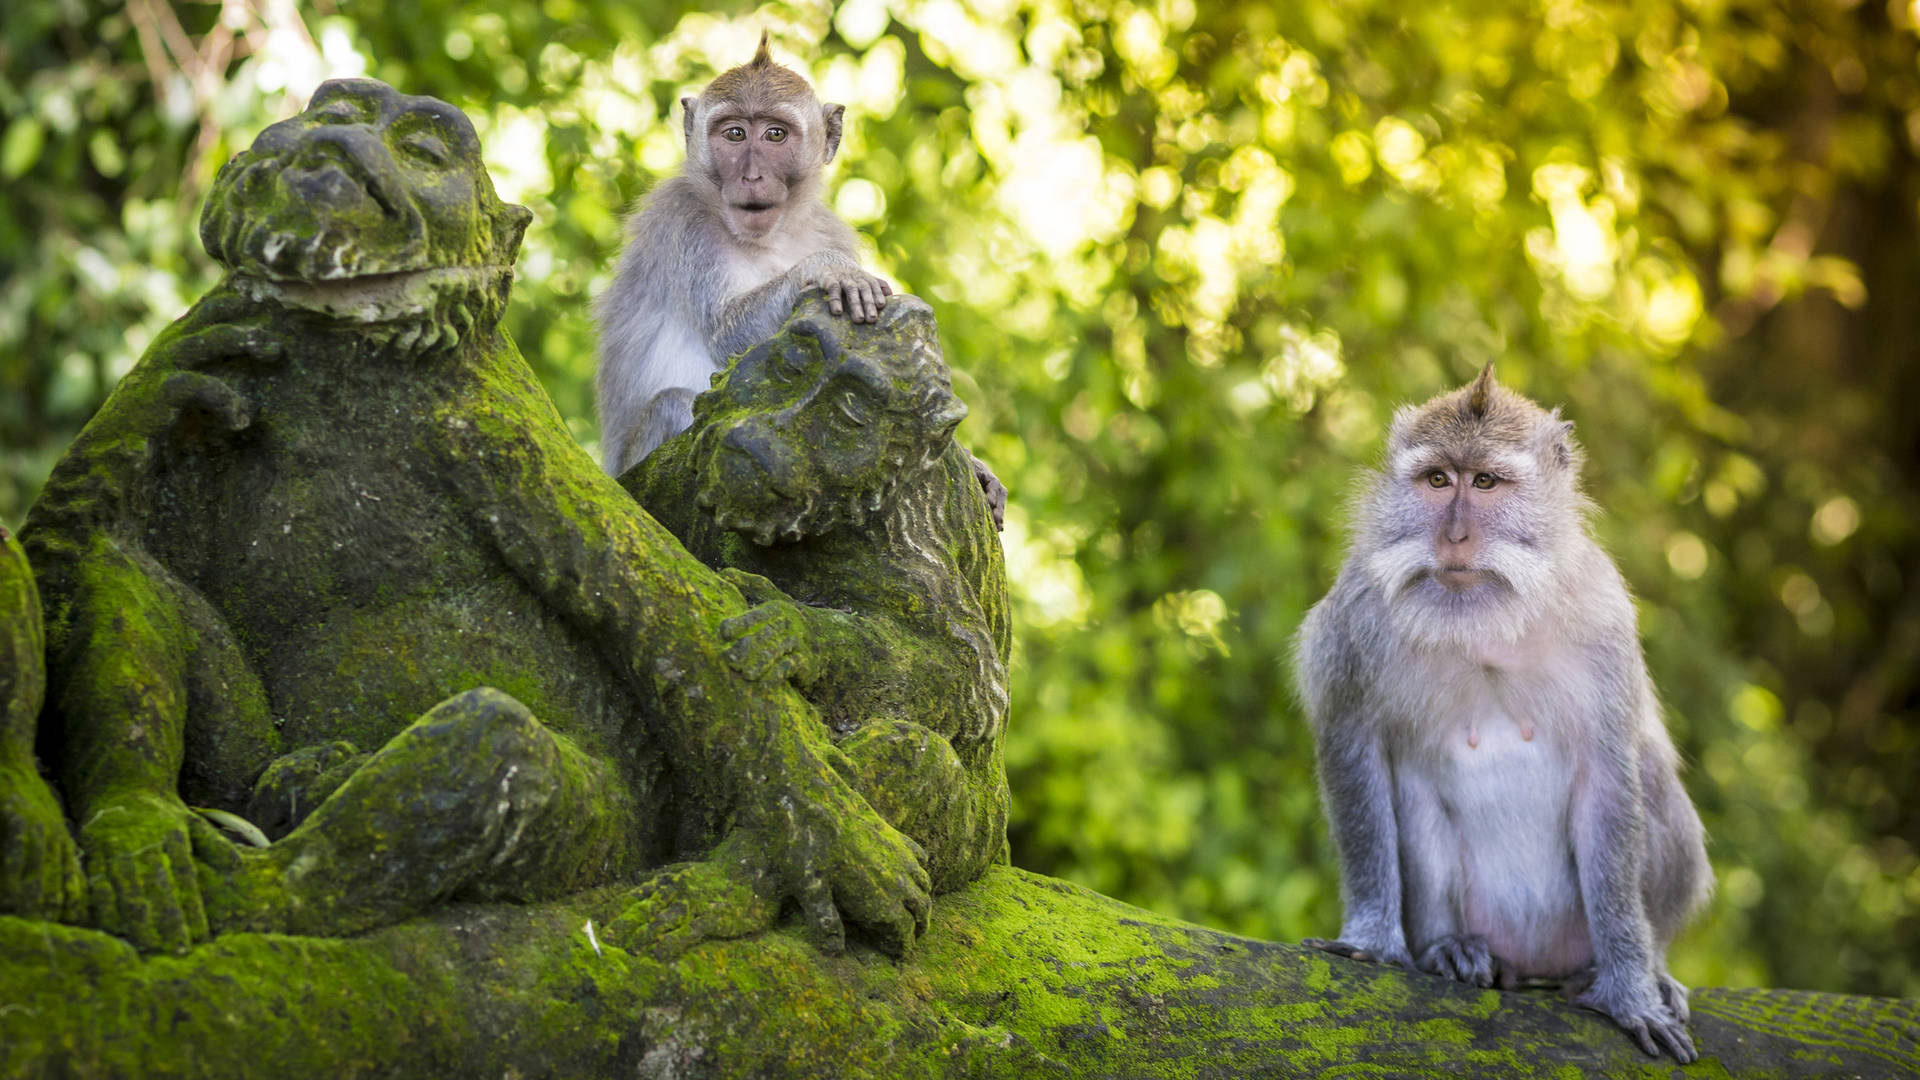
{"left": 1467, "top": 726, "right": 1480, "bottom": 750}
{"left": 1520, "top": 720, "right": 1535, "bottom": 742}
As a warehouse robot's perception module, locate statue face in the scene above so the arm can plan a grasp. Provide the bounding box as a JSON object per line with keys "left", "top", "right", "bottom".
{"left": 689, "top": 299, "right": 965, "bottom": 546}
{"left": 200, "top": 79, "right": 530, "bottom": 283}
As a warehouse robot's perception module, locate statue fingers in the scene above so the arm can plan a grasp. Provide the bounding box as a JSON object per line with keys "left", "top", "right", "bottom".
{"left": 161, "top": 372, "right": 252, "bottom": 433}
{"left": 164, "top": 823, "right": 212, "bottom": 947}
{"left": 800, "top": 877, "right": 846, "bottom": 956}
{"left": 719, "top": 567, "right": 782, "bottom": 605}
{"left": 172, "top": 323, "right": 286, "bottom": 371}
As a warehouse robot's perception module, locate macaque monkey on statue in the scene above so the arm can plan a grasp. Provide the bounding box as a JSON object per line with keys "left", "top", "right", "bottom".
{"left": 594, "top": 33, "right": 894, "bottom": 477}
{"left": 1293, "top": 366, "right": 1712, "bottom": 1062}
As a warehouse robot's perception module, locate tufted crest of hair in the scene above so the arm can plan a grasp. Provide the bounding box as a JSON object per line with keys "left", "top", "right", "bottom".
{"left": 702, "top": 32, "right": 818, "bottom": 112}
{"left": 1387, "top": 364, "right": 1582, "bottom": 480}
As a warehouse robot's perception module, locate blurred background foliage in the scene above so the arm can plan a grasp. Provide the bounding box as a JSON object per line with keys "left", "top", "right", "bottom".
{"left": 3, "top": 0, "right": 1917, "bottom": 996}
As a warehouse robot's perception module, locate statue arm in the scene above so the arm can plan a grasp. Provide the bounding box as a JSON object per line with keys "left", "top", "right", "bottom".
{"left": 430, "top": 359, "right": 934, "bottom": 954}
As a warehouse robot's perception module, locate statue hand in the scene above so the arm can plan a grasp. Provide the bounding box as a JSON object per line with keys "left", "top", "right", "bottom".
{"left": 77, "top": 791, "right": 214, "bottom": 953}
{"left": 718, "top": 569, "right": 821, "bottom": 686}
{"left": 0, "top": 760, "right": 86, "bottom": 923}
{"left": 749, "top": 761, "right": 932, "bottom": 958}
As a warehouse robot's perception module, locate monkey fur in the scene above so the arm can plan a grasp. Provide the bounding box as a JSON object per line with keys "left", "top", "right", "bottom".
{"left": 595, "top": 34, "right": 891, "bottom": 477}
{"left": 1293, "top": 365, "right": 1712, "bottom": 1062}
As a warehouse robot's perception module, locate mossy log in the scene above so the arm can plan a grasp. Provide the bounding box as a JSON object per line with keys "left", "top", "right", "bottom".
{"left": 2, "top": 865, "right": 1912, "bottom": 1079}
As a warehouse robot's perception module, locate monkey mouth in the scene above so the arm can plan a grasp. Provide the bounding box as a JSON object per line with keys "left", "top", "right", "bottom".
{"left": 1432, "top": 566, "right": 1490, "bottom": 592}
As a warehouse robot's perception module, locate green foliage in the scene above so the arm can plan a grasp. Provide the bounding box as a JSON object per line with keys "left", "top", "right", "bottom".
{"left": 3, "top": 0, "right": 1916, "bottom": 995}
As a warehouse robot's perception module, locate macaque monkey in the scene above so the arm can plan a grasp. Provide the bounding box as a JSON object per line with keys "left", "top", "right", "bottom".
{"left": 1293, "top": 366, "right": 1712, "bottom": 1062}
{"left": 595, "top": 33, "right": 893, "bottom": 477}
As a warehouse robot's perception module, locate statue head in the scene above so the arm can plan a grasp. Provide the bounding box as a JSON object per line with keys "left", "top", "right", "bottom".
{"left": 689, "top": 293, "right": 967, "bottom": 546}
{"left": 200, "top": 79, "right": 532, "bottom": 347}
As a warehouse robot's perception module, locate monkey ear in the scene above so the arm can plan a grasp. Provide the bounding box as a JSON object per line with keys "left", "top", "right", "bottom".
{"left": 682, "top": 96, "right": 697, "bottom": 150}
{"left": 822, "top": 103, "right": 846, "bottom": 165}
{"left": 1533, "top": 411, "right": 1576, "bottom": 472}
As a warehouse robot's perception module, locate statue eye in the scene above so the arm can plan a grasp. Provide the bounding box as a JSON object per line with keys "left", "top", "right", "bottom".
{"left": 1426, "top": 471, "right": 1450, "bottom": 489}
{"left": 722, "top": 125, "right": 747, "bottom": 142}
{"left": 1473, "top": 473, "right": 1498, "bottom": 490}
{"left": 313, "top": 101, "right": 362, "bottom": 124}
{"left": 400, "top": 133, "right": 448, "bottom": 166}
{"left": 764, "top": 126, "right": 787, "bottom": 143}
{"left": 834, "top": 390, "right": 870, "bottom": 427}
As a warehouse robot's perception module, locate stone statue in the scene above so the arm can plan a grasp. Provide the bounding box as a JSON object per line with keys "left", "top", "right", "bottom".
{"left": 15, "top": 78, "right": 964, "bottom": 957}
{"left": 0, "top": 524, "right": 86, "bottom": 922}
{"left": 623, "top": 293, "right": 1012, "bottom": 896}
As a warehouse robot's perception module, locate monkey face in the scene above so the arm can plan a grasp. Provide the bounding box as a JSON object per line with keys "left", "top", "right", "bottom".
{"left": 1360, "top": 369, "right": 1584, "bottom": 644}
{"left": 201, "top": 79, "right": 530, "bottom": 283}
{"left": 688, "top": 296, "right": 964, "bottom": 545}
{"left": 700, "top": 103, "right": 823, "bottom": 240}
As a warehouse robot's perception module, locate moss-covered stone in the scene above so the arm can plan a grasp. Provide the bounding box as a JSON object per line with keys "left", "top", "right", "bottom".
{"left": 623, "top": 292, "right": 1011, "bottom": 895}
{"left": 17, "top": 77, "right": 930, "bottom": 959}
{"left": 2, "top": 866, "right": 1912, "bottom": 1079}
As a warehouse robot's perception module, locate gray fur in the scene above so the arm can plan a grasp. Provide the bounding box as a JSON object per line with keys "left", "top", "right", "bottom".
{"left": 595, "top": 69, "right": 882, "bottom": 477}
{"left": 1293, "top": 372, "right": 1712, "bottom": 1062}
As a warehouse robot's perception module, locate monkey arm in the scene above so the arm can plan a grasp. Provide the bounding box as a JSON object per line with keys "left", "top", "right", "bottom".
{"left": 1297, "top": 583, "right": 1413, "bottom": 967}
{"left": 709, "top": 251, "right": 888, "bottom": 361}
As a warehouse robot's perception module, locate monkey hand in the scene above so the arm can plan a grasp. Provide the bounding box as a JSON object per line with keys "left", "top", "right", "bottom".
{"left": 76, "top": 790, "right": 217, "bottom": 953}
{"left": 742, "top": 756, "right": 932, "bottom": 958}
{"left": 719, "top": 569, "right": 823, "bottom": 686}
{"left": 1571, "top": 967, "right": 1698, "bottom": 1063}
{"left": 1417, "top": 932, "right": 1511, "bottom": 989}
{"left": 798, "top": 252, "right": 892, "bottom": 324}
{"left": 1303, "top": 931, "right": 1413, "bottom": 969}
{"left": 0, "top": 757, "right": 87, "bottom": 923}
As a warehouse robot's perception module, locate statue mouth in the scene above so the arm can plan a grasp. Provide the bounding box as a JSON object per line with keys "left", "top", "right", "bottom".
{"left": 229, "top": 264, "right": 509, "bottom": 325}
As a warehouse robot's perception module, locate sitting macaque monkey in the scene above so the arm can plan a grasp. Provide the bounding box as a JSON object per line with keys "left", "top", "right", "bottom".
{"left": 595, "top": 33, "right": 894, "bottom": 477}
{"left": 1293, "top": 366, "right": 1712, "bottom": 1062}
{"left": 595, "top": 34, "right": 1008, "bottom": 526}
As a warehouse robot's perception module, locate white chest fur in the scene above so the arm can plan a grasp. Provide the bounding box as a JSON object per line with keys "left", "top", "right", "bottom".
{"left": 1385, "top": 627, "right": 1597, "bottom": 975}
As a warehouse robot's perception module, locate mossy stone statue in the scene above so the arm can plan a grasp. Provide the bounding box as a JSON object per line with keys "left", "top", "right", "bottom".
{"left": 16, "top": 77, "right": 938, "bottom": 958}
{"left": 624, "top": 293, "right": 1012, "bottom": 895}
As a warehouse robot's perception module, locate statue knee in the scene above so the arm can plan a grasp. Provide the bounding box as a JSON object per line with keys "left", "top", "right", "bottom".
{"left": 834, "top": 720, "right": 974, "bottom": 877}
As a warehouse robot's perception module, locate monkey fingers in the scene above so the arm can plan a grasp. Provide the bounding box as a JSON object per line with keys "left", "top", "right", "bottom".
{"left": 1303, "top": 937, "right": 1408, "bottom": 967}
{"left": 1417, "top": 933, "right": 1500, "bottom": 988}
{"left": 1656, "top": 971, "right": 1692, "bottom": 1022}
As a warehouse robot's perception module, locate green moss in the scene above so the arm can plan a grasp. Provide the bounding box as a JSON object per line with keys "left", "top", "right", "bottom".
{"left": 8, "top": 867, "right": 1907, "bottom": 1078}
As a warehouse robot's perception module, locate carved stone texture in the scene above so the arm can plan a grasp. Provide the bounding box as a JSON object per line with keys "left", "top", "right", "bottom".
{"left": 622, "top": 292, "right": 1012, "bottom": 896}
{"left": 14, "top": 77, "right": 935, "bottom": 960}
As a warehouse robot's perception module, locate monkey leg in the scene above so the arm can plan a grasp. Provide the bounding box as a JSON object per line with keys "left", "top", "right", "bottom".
{"left": 199, "top": 687, "right": 638, "bottom": 938}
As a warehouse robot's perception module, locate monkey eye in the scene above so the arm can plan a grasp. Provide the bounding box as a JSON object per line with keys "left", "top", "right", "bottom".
{"left": 1472, "top": 473, "right": 1498, "bottom": 490}
{"left": 1425, "top": 471, "right": 1450, "bottom": 489}
{"left": 764, "top": 126, "right": 788, "bottom": 143}
{"left": 722, "top": 125, "right": 747, "bottom": 142}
